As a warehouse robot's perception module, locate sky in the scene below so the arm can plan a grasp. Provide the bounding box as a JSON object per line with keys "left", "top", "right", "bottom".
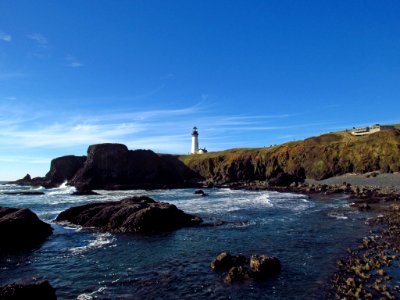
{"left": 0, "top": 0, "right": 400, "bottom": 180}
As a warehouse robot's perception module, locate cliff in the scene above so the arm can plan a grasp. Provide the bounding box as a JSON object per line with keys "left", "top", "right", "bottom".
{"left": 69, "top": 143, "right": 197, "bottom": 190}
{"left": 13, "top": 155, "right": 86, "bottom": 188}
{"left": 179, "top": 128, "right": 400, "bottom": 186}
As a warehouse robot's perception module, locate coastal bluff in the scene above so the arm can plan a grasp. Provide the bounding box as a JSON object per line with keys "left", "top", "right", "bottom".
{"left": 179, "top": 127, "right": 400, "bottom": 186}
{"left": 13, "top": 126, "right": 400, "bottom": 189}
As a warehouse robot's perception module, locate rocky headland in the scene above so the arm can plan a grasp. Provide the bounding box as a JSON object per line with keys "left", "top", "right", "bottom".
{"left": 56, "top": 196, "right": 202, "bottom": 233}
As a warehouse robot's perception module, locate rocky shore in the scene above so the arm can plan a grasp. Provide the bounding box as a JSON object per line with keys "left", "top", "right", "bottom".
{"left": 329, "top": 204, "right": 400, "bottom": 299}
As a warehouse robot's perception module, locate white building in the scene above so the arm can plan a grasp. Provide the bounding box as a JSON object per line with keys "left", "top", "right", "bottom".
{"left": 350, "top": 124, "right": 393, "bottom": 136}
{"left": 191, "top": 127, "right": 208, "bottom": 154}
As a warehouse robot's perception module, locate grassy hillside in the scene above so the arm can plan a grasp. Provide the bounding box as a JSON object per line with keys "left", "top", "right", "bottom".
{"left": 179, "top": 127, "right": 400, "bottom": 184}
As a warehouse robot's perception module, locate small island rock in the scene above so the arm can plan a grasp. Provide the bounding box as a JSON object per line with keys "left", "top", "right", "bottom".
{"left": 250, "top": 255, "right": 281, "bottom": 278}
{"left": 56, "top": 196, "right": 202, "bottom": 233}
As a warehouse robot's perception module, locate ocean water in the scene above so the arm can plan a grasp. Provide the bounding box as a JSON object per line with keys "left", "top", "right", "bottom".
{"left": 0, "top": 183, "right": 372, "bottom": 299}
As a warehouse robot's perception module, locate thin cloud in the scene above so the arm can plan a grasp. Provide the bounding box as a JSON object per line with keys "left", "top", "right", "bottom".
{"left": 0, "top": 101, "right": 325, "bottom": 153}
{"left": 65, "top": 55, "right": 83, "bottom": 67}
{"left": 28, "top": 33, "right": 48, "bottom": 47}
{"left": 0, "top": 72, "right": 27, "bottom": 80}
{"left": 0, "top": 155, "right": 50, "bottom": 164}
{"left": 0, "top": 31, "right": 11, "bottom": 42}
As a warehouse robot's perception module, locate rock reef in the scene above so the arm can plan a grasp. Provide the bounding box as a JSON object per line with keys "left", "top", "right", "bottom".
{"left": 0, "top": 207, "right": 53, "bottom": 253}
{"left": 56, "top": 196, "right": 202, "bottom": 233}
{"left": 211, "top": 252, "right": 281, "bottom": 283}
{"left": 0, "top": 280, "right": 56, "bottom": 300}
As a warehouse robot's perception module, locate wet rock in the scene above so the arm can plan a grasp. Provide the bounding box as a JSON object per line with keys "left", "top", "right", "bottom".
{"left": 0, "top": 207, "right": 53, "bottom": 253}
{"left": 210, "top": 252, "right": 247, "bottom": 271}
{"left": 194, "top": 189, "right": 208, "bottom": 196}
{"left": 3, "top": 191, "right": 45, "bottom": 195}
{"left": 56, "top": 196, "right": 202, "bottom": 234}
{"left": 224, "top": 266, "right": 249, "bottom": 283}
{"left": 211, "top": 252, "right": 233, "bottom": 271}
{"left": 350, "top": 202, "right": 371, "bottom": 211}
{"left": 71, "top": 190, "right": 99, "bottom": 196}
{"left": 250, "top": 255, "right": 281, "bottom": 278}
{"left": 0, "top": 280, "right": 56, "bottom": 300}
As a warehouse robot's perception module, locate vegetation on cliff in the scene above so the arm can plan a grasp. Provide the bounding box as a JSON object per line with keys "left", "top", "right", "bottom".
{"left": 179, "top": 127, "right": 400, "bottom": 185}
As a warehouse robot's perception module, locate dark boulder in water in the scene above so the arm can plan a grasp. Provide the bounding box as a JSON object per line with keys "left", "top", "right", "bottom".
{"left": 211, "top": 252, "right": 281, "bottom": 283}
{"left": 0, "top": 207, "right": 53, "bottom": 253}
{"left": 250, "top": 255, "right": 281, "bottom": 278}
{"left": 56, "top": 196, "right": 202, "bottom": 234}
{"left": 224, "top": 266, "right": 249, "bottom": 283}
{"left": 194, "top": 189, "right": 208, "bottom": 196}
{"left": 71, "top": 189, "right": 99, "bottom": 196}
{"left": 0, "top": 280, "right": 56, "bottom": 300}
{"left": 3, "top": 191, "right": 45, "bottom": 195}
{"left": 210, "top": 252, "right": 247, "bottom": 271}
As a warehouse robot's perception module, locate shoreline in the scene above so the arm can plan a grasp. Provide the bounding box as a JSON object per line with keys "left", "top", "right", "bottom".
{"left": 3, "top": 173, "right": 400, "bottom": 298}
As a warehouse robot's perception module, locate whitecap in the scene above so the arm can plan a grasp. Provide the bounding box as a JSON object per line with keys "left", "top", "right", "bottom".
{"left": 77, "top": 287, "right": 107, "bottom": 300}
{"left": 328, "top": 212, "right": 348, "bottom": 220}
{"left": 69, "top": 233, "right": 115, "bottom": 254}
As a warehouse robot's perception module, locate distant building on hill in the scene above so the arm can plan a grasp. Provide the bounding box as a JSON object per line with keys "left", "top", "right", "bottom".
{"left": 351, "top": 124, "right": 393, "bottom": 136}
{"left": 191, "top": 127, "right": 208, "bottom": 154}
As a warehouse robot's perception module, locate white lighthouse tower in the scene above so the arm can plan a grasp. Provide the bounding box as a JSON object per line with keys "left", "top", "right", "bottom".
{"left": 191, "top": 126, "right": 199, "bottom": 154}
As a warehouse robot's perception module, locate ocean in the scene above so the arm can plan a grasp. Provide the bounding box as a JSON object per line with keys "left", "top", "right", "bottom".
{"left": 0, "top": 183, "right": 372, "bottom": 299}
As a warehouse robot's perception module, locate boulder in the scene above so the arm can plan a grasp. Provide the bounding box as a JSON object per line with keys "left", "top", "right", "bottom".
{"left": 0, "top": 207, "right": 53, "bottom": 253}
{"left": 250, "top": 255, "right": 281, "bottom": 278}
{"left": 224, "top": 266, "right": 249, "bottom": 283}
{"left": 0, "top": 280, "right": 56, "bottom": 300}
{"left": 194, "top": 189, "right": 208, "bottom": 196}
{"left": 56, "top": 196, "right": 202, "bottom": 233}
{"left": 3, "top": 191, "right": 45, "bottom": 196}
{"left": 210, "top": 252, "right": 247, "bottom": 271}
{"left": 71, "top": 190, "right": 99, "bottom": 196}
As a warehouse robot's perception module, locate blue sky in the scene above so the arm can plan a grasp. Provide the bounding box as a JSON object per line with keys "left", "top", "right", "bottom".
{"left": 1, "top": 0, "right": 400, "bottom": 180}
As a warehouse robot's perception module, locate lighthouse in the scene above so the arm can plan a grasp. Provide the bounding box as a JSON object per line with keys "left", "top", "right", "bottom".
{"left": 191, "top": 126, "right": 199, "bottom": 154}
{"left": 191, "top": 127, "right": 208, "bottom": 154}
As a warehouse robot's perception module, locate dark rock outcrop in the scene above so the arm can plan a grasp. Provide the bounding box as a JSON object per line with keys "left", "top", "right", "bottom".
{"left": 0, "top": 280, "right": 56, "bottom": 300}
{"left": 211, "top": 252, "right": 281, "bottom": 283}
{"left": 210, "top": 252, "right": 247, "bottom": 271}
{"left": 71, "top": 190, "right": 99, "bottom": 196}
{"left": 56, "top": 196, "right": 202, "bottom": 233}
{"left": 12, "top": 155, "right": 86, "bottom": 188}
{"left": 3, "top": 191, "right": 45, "bottom": 196}
{"left": 45, "top": 155, "right": 86, "bottom": 185}
{"left": 194, "top": 189, "right": 208, "bottom": 196}
{"left": 0, "top": 207, "right": 53, "bottom": 253}
{"left": 250, "top": 255, "right": 281, "bottom": 278}
{"left": 69, "top": 143, "right": 199, "bottom": 190}
{"left": 224, "top": 266, "right": 249, "bottom": 283}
